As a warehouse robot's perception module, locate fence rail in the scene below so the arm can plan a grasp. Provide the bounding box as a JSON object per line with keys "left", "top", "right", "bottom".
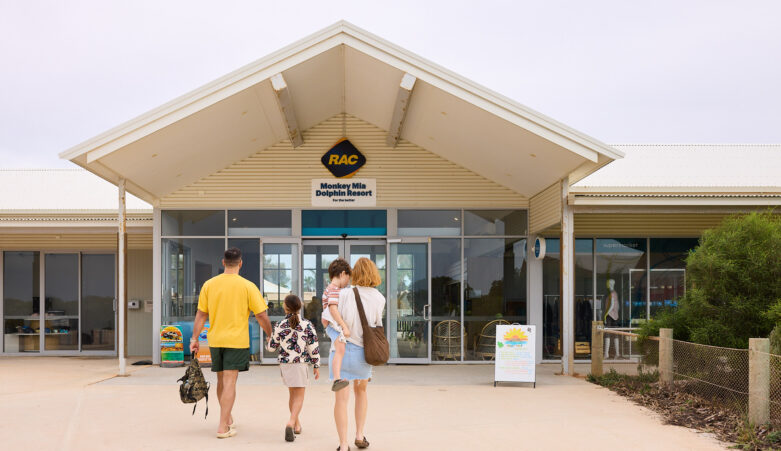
{"left": 591, "top": 322, "right": 778, "bottom": 428}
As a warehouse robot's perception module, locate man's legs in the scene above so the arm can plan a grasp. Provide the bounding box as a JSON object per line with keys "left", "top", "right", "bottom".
{"left": 217, "top": 370, "right": 239, "bottom": 434}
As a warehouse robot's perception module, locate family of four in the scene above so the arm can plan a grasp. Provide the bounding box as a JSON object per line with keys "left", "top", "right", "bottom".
{"left": 189, "top": 247, "right": 385, "bottom": 451}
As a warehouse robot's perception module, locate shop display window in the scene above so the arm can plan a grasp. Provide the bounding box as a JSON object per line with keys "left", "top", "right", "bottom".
{"left": 595, "top": 239, "right": 647, "bottom": 328}
{"left": 542, "top": 238, "right": 561, "bottom": 359}
{"left": 3, "top": 252, "right": 41, "bottom": 352}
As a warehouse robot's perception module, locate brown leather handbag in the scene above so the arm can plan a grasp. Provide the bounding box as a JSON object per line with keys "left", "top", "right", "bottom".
{"left": 353, "top": 287, "right": 389, "bottom": 365}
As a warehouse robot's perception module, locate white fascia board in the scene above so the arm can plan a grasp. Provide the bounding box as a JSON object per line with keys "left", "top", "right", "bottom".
{"left": 570, "top": 185, "right": 781, "bottom": 194}
{"left": 569, "top": 196, "right": 781, "bottom": 206}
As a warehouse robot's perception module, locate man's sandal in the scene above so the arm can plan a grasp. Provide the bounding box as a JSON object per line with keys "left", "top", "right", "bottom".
{"left": 216, "top": 429, "right": 237, "bottom": 439}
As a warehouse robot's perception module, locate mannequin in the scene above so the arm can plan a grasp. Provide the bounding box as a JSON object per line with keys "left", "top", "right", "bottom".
{"left": 603, "top": 278, "right": 621, "bottom": 358}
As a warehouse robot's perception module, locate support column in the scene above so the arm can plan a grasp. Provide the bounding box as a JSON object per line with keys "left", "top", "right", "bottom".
{"left": 152, "top": 207, "right": 162, "bottom": 365}
{"left": 749, "top": 338, "right": 770, "bottom": 425}
{"left": 118, "top": 179, "right": 127, "bottom": 376}
{"left": 560, "top": 178, "right": 574, "bottom": 375}
{"left": 527, "top": 238, "right": 543, "bottom": 363}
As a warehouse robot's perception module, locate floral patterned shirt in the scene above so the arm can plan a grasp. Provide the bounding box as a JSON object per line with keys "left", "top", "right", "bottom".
{"left": 266, "top": 314, "right": 320, "bottom": 368}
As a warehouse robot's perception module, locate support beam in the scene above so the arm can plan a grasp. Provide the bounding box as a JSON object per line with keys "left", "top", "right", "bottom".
{"left": 560, "top": 178, "right": 575, "bottom": 375}
{"left": 118, "top": 179, "right": 128, "bottom": 376}
{"left": 386, "top": 73, "right": 416, "bottom": 147}
{"left": 270, "top": 73, "right": 303, "bottom": 148}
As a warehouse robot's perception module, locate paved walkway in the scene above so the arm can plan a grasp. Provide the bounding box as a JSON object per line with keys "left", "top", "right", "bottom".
{"left": 0, "top": 357, "right": 726, "bottom": 450}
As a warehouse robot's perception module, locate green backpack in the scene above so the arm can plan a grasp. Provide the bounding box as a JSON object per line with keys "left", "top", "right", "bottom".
{"left": 177, "top": 358, "right": 210, "bottom": 418}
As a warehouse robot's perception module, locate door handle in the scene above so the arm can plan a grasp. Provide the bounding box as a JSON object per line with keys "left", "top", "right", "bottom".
{"left": 423, "top": 304, "right": 430, "bottom": 321}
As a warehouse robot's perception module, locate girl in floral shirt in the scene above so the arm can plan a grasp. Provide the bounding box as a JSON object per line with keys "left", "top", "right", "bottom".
{"left": 266, "top": 294, "right": 320, "bottom": 442}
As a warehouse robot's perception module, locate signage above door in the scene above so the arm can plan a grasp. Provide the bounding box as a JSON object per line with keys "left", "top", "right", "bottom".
{"left": 321, "top": 139, "right": 366, "bottom": 178}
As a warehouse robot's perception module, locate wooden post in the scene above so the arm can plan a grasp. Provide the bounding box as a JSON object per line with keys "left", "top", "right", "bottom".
{"left": 659, "top": 328, "right": 673, "bottom": 388}
{"left": 748, "top": 338, "right": 770, "bottom": 425}
{"left": 591, "top": 321, "right": 604, "bottom": 377}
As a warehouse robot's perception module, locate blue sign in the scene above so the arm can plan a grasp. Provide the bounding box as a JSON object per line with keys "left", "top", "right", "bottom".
{"left": 321, "top": 139, "right": 366, "bottom": 178}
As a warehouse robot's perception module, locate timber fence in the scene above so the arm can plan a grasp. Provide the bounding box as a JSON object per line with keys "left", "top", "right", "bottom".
{"left": 590, "top": 322, "right": 778, "bottom": 428}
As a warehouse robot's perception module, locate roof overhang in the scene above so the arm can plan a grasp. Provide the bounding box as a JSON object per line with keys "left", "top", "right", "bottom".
{"left": 60, "top": 21, "right": 623, "bottom": 204}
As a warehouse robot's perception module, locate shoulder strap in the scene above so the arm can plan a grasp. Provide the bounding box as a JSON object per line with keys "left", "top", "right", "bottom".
{"left": 353, "top": 287, "right": 370, "bottom": 330}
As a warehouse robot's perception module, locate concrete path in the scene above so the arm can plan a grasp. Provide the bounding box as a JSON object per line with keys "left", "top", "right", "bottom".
{"left": 0, "top": 358, "right": 726, "bottom": 450}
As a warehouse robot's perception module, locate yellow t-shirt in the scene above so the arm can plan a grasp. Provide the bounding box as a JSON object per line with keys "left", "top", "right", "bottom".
{"left": 196, "top": 273, "right": 267, "bottom": 349}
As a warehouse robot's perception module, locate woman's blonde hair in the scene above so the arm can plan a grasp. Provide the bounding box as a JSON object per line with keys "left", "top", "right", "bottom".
{"left": 351, "top": 257, "right": 382, "bottom": 287}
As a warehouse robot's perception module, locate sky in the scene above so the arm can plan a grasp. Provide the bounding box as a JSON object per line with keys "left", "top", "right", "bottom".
{"left": 1, "top": 0, "right": 780, "bottom": 168}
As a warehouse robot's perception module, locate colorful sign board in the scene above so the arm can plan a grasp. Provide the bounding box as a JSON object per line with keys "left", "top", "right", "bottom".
{"left": 321, "top": 139, "right": 366, "bottom": 178}
{"left": 160, "top": 325, "right": 184, "bottom": 367}
{"left": 311, "top": 178, "right": 376, "bottom": 207}
{"left": 495, "top": 324, "right": 536, "bottom": 386}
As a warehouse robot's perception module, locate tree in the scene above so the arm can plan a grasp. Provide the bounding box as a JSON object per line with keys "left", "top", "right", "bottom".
{"left": 641, "top": 211, "right": 781, "bottom": 348}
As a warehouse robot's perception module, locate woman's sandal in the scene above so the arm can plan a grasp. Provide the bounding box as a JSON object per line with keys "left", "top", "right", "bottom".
{"left": 336, "top": 447, "right": 351, "bottom": 451}
{"left": 294, "top": 425, "right": 302, "bottom": 435}
{"left": 355, "top": 436, "right": 370, "bottom": 448}
{"left": 285, "top": 426, "right": 295, "bottom": 442}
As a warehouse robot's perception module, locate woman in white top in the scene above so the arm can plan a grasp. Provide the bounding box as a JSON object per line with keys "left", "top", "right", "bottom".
{"left": 332, "top": 257, "right": 385, "bottom": 451}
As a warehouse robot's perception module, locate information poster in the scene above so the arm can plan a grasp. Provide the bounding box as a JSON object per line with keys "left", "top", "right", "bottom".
{"left": 495, "top": 324, "right": 536, "bottom": 385}
{"left": 160, "top": 325, "right": 184, "bottom": 368}
{"left": 196, "top": 322, "right": 211, "bottom": 366}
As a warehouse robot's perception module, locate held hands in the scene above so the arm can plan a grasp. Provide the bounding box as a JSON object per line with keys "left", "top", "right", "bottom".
{"left": 313, "top": 367, "right": 320, "bottom": 380}
{"left": 189, "top": 338, "right": 199, "bottom": 353}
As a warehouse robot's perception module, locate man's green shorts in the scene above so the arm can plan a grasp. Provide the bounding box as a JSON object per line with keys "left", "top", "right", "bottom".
{"left": 209, "top": 347, "right": 250, "bottom": 372}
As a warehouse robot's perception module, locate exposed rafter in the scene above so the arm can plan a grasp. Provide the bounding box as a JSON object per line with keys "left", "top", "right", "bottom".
{"left": 270, "top": 73, "right": 303, "bottom": 148}
{"left": 386, "top": 73, "right": 416, "bottom": 147}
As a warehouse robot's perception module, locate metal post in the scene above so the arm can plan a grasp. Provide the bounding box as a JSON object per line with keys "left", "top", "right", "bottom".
{"left": 659, "top": 328, "right": 673, "bottom": 388}
{"left": 560, "top": 178, "right": 574, "bottom": 375}
{"left": 748, "top": 338, "right": 770, "bottom": 425}
{"left": 118, "top": 179, "right": 127, "bottom": 376}
{"left": 591, "top": 321, "right": 604, "bottom": 377}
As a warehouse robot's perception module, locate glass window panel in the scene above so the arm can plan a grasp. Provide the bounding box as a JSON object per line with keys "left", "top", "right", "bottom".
{"left": 302, "top": 244, "right": 341, "bottom": 357}
{"left": 302, "top": 210, "right": 387, "bottom": 236}
{"left": 162, "top": 210, "right": 225, "bottom": 236}
{"left": 464, "top": 238, "right": 526, "bottom": 361}
{"left": 44, "top": 254, "right": 79, "bottom": 351}
{"left": 432, "top": 239, "right": 461, "bottom": 320}
{"left": 574, "top": 239, "right": 594, "bottom": 359}
{"left": 388, "top": 243, "right": 429, "bottom": 359}
{"left": 595, "top": 239, "right": 648, "bottom": 332}
{"left": 542, "top": 238, "right": 561, "bottom": 359}
{"left": 398, "top": 210, "right": 461, "bottom": 236}
{"left": 3, "top": 252, "right": 40, "bottom": 352}
{"left": 228, "top": 210, "right": 292, "bottom": 236}
{"left": 464, "top": 210, "right": 528, "bottom": 236}
{"left": 227, "top": 239, "right": 260, "bottom": 287}
{"left": 81, "top": 254, "right": 116, "bottom": 351}
{"left": 261, "top": 243, "right": 299, "bottom": 362}
{"left": 649, "top": 238, "right": 696, "bottom": 317}
{"left": 161, "top": 239, "right": 225, "bottom": 325}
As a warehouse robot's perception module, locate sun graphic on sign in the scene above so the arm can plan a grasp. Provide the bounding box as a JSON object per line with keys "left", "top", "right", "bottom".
{"left": 503, "top": 328, "right": 528, "bottom": 347}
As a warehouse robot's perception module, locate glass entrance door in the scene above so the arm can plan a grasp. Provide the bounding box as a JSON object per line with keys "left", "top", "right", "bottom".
{"left": 387, "top": 241, "right": 430, "bottom": 362}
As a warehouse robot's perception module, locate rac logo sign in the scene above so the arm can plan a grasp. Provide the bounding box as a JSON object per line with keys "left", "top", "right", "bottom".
{"left": 321, "top": 139, "right": 366, "bottom": 178}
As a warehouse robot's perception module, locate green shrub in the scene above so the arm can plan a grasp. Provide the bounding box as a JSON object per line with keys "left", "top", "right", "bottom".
{"left": 640, "top": 211, "right": 781, "bottom": 348}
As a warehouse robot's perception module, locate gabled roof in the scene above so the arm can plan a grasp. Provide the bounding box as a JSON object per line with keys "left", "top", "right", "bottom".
{"left": 59, "top": 21, "right": 622, "bottom": 203}
{"left": 0, "top": 169, "right": 151, "bottom": 213}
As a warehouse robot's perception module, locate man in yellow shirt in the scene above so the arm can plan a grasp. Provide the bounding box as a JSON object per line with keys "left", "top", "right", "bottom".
{"left": 190, "top": 247, "right": 272, "bottom": 439}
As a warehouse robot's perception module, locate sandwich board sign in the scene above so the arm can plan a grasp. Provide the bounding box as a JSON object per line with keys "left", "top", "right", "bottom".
{"left": 494, "top": 324, "right": 536, "bottom": 387}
